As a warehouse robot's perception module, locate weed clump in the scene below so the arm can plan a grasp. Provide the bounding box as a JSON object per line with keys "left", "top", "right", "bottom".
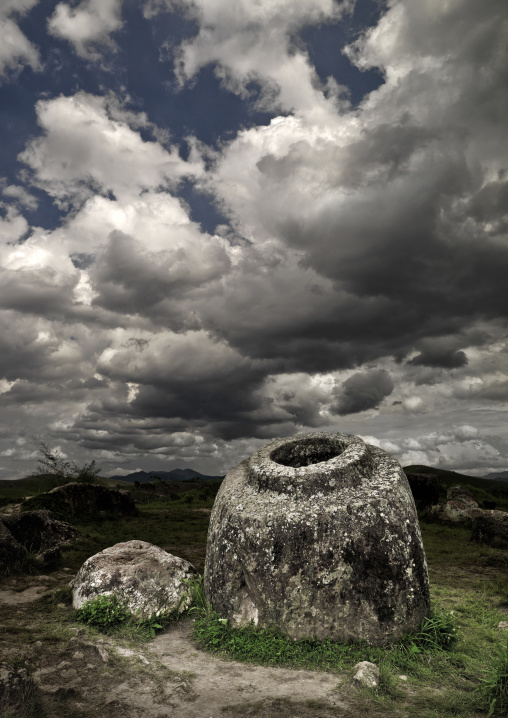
{"left": 75, "top": 594, "right": 129, "bottom": 631}
{"left": 477, "top": 635, "right": 508, "bottom": 717}
{"left": 74, "top": 593, "right": 187, "bottom": 639}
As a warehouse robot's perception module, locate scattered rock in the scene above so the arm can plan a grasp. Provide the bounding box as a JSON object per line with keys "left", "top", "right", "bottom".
{"left": 21, "top": 482, "right": 137, "bottom": 521}
{"left": 471, "top": 511, "right": 508, "bottom": 549}
{"left": 205, "top": 432, "right": 430, "bottom": 646}
{"left": 405, "top": 473, "right": 440, "bottom": 510}
{"left": 498, "top": 621, "right": 508, "bottom": 630}
{"left": 352, "top": 661, "right": 379, "bottom": 689}
{"left": 426, "top": 485, "right": 484, "bottom": 527}
{"left": 71, "top": 540, "right": 197, "bottom": 619}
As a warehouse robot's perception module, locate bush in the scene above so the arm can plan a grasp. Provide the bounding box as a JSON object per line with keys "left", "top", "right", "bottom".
{"left": 75, "top": 595, "right": 129, "bottom": 631}
{"left": 36, "top": 442, "right": 101, "bottom": 484}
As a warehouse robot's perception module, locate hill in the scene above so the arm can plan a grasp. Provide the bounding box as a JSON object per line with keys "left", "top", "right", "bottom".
{"left": 482, "top": 470, "right": 508, "bottom": 481}
{"left": 108, "top": 468, "right": 223, "bottom": 483}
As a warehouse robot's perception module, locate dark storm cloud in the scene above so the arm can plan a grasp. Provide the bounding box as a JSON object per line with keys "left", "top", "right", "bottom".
{"left": 331, "top": 369, "right": 394, "bottom": 415}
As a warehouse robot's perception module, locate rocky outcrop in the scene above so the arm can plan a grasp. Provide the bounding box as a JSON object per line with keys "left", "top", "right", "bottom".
{"left": 471, "top": 511, "right": 508, "bottom": 548}
{"left": 71, "top": 540, "right": 197, "bottom": 619}
{"left": 405, "top": 473, "right": 440, "bottom": 510}
{"left": 0, "top": 511, "right": 80, "bottom": 574}
{"left": 204, "top": 432, "right": 430, "bottom": 646}
{"left": 426, "top": 485, "right": 483, "bottom": 527}
{"left": 21, "top": 482, "right": 137, "bottom": 521}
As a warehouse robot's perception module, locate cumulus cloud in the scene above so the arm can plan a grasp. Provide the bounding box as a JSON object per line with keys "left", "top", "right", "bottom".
{"left": 0, "top": 0, "right": 40, "bottom": 77}
{"left": 175, "top": 0, "right": 350, "bottom": 120}
{"left": 19, "top": 92, "right": 203, "bottom": 207}
{"left": 1, "top": 0, "right": 507, "bottom": 478}
{"left": 48, "top": 0, "right": 123, "bottom": 59}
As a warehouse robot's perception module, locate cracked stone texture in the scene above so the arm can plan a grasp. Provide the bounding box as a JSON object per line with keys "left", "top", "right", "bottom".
{"left": 205, "top": 432, "right": 430, "bottom": 646}
{"left": 71, "top": 540, "right": 197, "bottom": 619}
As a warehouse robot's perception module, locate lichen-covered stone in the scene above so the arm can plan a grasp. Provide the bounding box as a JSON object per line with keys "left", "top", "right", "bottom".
{"left": 71, "top": 540, "right": 197, "bottom": 619}
{"left": 426, "top": 485, "right": 483, "bottom": 527}
{"left": 204, "top": 432, "right": 430, "bottom": 646}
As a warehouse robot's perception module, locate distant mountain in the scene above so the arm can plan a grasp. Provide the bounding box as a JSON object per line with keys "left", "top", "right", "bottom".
{"left": 483, "top": 470, "right": 508, "bottom": 482}
{"left": 108, "top": 468, "right": 223, "bottom": 484}
{"left": 404, "top": 465, "right": 508, "bottom": 487}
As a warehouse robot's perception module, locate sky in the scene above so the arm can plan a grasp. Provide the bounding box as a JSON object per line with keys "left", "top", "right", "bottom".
{"left": 0, "top": 0, "right": 507, "bottom": 480}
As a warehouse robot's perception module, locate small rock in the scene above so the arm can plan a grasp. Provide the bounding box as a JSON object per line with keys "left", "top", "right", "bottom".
{"left": 398, "top": 674, "right": 408, "bottom": 681}
{"left": 498, "top": 621, "right": 508, "bottom": 630}
{"left": 352, "top": 661, "right": 379, "bottom": 689}
{"left": 72, "top": 651, "right": 85, "bottom": 660}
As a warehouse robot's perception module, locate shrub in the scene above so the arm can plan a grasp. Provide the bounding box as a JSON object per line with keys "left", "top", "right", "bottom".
{"left": 36, "top": 442, "right": 101, "bottom": 484}
{"left": 75, "top": 595, "right": 129, "bottom": 631}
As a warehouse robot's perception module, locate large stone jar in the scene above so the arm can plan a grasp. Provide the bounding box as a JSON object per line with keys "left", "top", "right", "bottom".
{"left": 204, "top": 432, "right": 430, "bottom": 645}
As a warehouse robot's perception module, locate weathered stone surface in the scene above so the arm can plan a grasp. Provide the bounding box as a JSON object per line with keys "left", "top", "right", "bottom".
{"left": 405, "top": 473, "right": 440, "bottom": 510}
{"left": 3, "top": 510, "right": 80, "bottom": 563}
{"left": 204, "top": 432, "right": 430, "bottom": 646}
{"left": 352, "top": 661, "right": 379, "bottom": 689}
{"left": 471, "top": 511, "right": 508, "bottom": 549}
{"left": 21, "top": 482, "right": 137, "bottom": 521}
{"left": 426, "top": 485, "right": 483, "bottom": 527}
{"left": 71, "top": 540, "right": 197, "bottom": 619}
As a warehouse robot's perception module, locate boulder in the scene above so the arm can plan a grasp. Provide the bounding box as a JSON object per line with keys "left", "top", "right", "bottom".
{"left": 471, "top": 511, "right": 508, "bottom": 549}
{"left": 0, "top": 511, "right": 79, "bottom": 574}
{"left": 3, "top": 510, "right": 80, "bottom": 563}
{"left": 71, "top": 540, "right": 197, "bottom": 619}
{"left": 21, "top": 482, "right": 137, "bottom": 521}
{"left": 426, "top": 485, "right": 483, "bottom": 527}
{"left": 352, "top": 661, "right": 379, "bottom": 689}
{"left": 204, "top": 432, "right": 430, "bottom": 646}
{"left": 405, "top": 473, "right": 440, "bottom": 510}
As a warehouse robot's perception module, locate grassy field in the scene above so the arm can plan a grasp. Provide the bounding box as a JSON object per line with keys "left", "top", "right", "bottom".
{"left": 1, "top": 473, "right": 507, "bottom": 717}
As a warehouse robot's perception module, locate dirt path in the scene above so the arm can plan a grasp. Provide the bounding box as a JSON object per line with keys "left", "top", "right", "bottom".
{"left": 0, "top": 576, "right": 358, "bottom": 718}
{"left": 145, "top": 618, "right": 353, "bottom": 718}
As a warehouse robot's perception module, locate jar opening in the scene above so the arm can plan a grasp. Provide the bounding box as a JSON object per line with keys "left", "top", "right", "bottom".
{"left": 270, "top": 437, "right": 344, "bottom": 468}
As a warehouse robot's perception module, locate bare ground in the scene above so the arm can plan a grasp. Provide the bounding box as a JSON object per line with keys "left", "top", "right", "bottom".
{"left": 0, "top": 572, "right": 363, "bottom": 718}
